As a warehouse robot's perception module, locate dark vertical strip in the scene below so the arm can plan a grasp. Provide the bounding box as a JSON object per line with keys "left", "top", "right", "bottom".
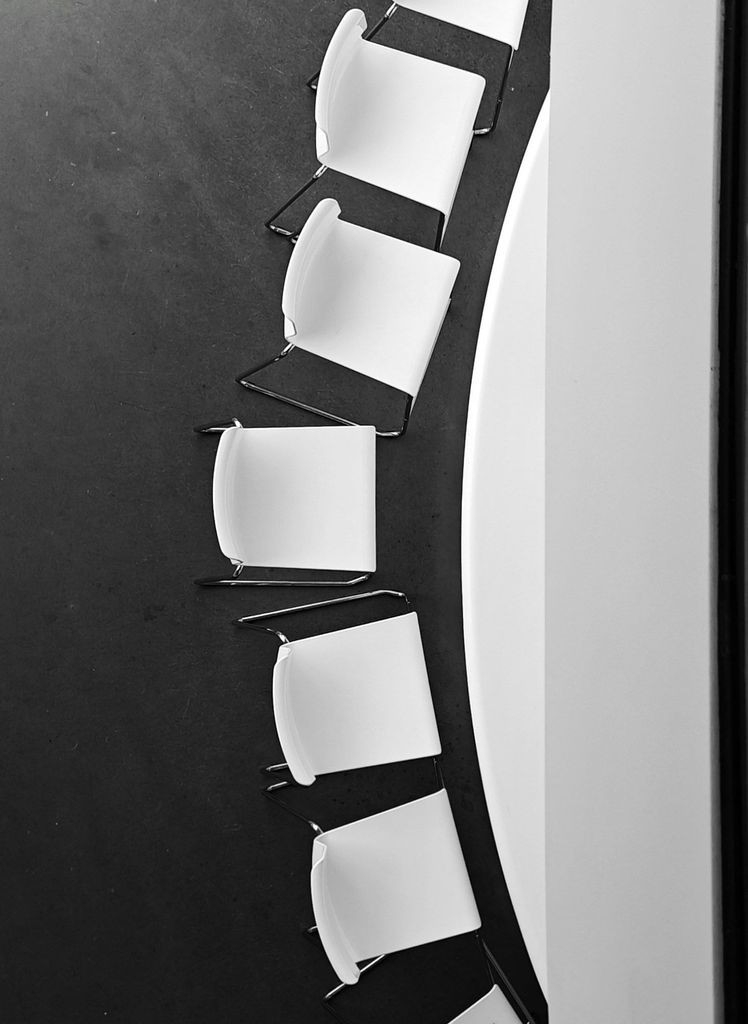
{"left": 718, "top": 0, "right": 748, "bottom": 1020}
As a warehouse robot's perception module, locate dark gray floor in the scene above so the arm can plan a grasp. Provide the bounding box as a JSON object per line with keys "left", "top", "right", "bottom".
{"left": 0, "top": 1, "right": 550, "bottom": 1020}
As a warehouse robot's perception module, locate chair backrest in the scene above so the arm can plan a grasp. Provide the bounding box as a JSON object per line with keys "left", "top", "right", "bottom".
{"left": 212, "top": 423, "right": 245, "bottom": 566}
{"left": 272, "top": 612, "right": 441, "bottom": 785}
{"left": 315, "top": 9, "right": 367, "bottom": 158}
{"left": 271, "top": 645, "right": 316, "bottom": 786}
{"left": 311, "top": 789, "right": 481, "bottom": 984}
{"left": 281, "top": 198, "right": 341, "bottom": 341}
{"left": 311, "top": 842, "right": 361, "bottom": 985}
{"left": 448, "top": 985, "right": 521, "bottom": 1024}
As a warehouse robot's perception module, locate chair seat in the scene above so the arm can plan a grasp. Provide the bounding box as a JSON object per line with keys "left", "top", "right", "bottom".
{"left": 399, "top": 0, "right": 529, "bottom": 50}
{"left": 311, "top": 789, "right": 481, "bottom": 981}
{"left": 289, "top": 203, "right": 459, "bottom": 397}
{"left": 212, "top": 425, "right": 376, "bottom": 572}
{"left": 320, "top": 42, "right": 484, "bottom": 218}
{"left": 273, "top": 612, "right": 441, "bottom": 784}
{"left": 448, "top": 985, "right": 519, "bottom": 1024}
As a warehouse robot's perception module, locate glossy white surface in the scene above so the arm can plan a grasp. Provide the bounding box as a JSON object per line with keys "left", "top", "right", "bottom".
{"left": 212, "top": 425, "right": 376, "bottom": 572}
{"left": 272, "top": 611, "right": 441, "bottom": 786}
{"left": 316, "top": 10, "right": 484, "bottom": 221}
{"left": 546, "top": 1, "right": 719, "bottom": 1020}
{"left": 311, "top": 789, "right": 481, "bottom": 985}
{"left": 283, "top": 198, "right": 459, "bottom": 398}
{"left": 462, "top": 96, "right": 548, "bottom": 996}
{"left": 399, "top": 0, "right": 529, "bottom": 50}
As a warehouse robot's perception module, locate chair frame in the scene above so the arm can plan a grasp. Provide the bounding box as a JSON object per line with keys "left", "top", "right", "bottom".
{"left": 295, "top": 788, "right": 536, "bottom": 1024}
{"left": 193, "top": 419, "right": 372, "bottom": 588}
{"left": 304, "top": 3, "right": 516, "bottom": 137}
{"left": 235, "top": 344, "right": 414, "bottom": 439}
{"left": 264, "top": 165, "right": 447, "bottom": 252}
{"left": 317, "top": 931, "right": 535, "bottom": 1024}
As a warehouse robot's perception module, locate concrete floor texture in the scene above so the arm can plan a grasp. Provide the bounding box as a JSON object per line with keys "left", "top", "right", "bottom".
{"left": 1, "top": 1, "right": 550, "bottom": 1021}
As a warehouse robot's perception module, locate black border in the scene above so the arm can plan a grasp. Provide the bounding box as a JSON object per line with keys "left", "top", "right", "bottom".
{"left": 718, "top": 1, "right": 748, "bottom": 1019}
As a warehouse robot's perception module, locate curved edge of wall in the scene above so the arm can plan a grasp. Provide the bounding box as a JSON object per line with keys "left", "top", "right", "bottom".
{"left": 545, "top": 2, "right": 720, "bottom": 1022}
{"left": 462, "top": 94, "right": 550, "bottom": 998}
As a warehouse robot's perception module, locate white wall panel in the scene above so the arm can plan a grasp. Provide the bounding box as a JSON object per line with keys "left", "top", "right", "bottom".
{"left": 546, "top": 2, "right": 720, "bottom": 1021}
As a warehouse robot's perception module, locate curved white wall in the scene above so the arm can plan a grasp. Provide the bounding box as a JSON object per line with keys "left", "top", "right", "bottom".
{"left": 545, "top": 2, "right": 720, "bottom": 1022}
{"left": 462, "top": 97, "right": 549, "bottom": 996}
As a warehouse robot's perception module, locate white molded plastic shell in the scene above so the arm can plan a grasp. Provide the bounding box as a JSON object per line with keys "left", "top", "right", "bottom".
{"left": 212, "top": 424, "right": 376, "bottom": 572}
{"left": 311, "top": 843, "right": 360, "bottom": 985}
{"left": 272, "top": 612, "right": 440, "bottom": 785}
{"left": 313, "top": 9, "right": 484, "bottom": 221}
{"left": 281, "top": 198, "right": 341, "bottom": 342}
{"left": 271, "top": 646, "right": 316, "bottom": 786}
{"left": 280, "top": 199, "right": 459, "bottom": 398}
{"left": 315, "top": 10, "right": 368, "bottom": 159}
{"left": 311, "top": 790, "right": 481, "bottom": 984}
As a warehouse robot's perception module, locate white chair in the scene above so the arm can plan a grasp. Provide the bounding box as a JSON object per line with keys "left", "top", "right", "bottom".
{"left": 309, "top": 788, "right": 535, "bottom": 1020}
{"left": 266, "top": 9, "right": 485, "bottom": 250}
{"left": 311, "top": 789, "right": 481, "bottom": 986}
{"left": 238, "top": 198, "right": 460, "bottom": 436}
{"left": 236, "top": 590, "right": 440, "bottom": 789}
{"left": 193, "top": 420, "right": 376, "bottom": 587}
{"left": 306, "top": 1, "right": 530, "bottom": 136}
{"left": 304, "top": 786, "right": 536, "bottom": 1021}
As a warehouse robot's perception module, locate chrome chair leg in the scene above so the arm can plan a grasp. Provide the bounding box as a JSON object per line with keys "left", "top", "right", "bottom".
{"left": 265, "top": 165, "right": 328, "bottom": 239}
{"left": 434, "top": 211, "right": 446, "bottom": 251}
{"left": 306, "top": 4, "right": 399, "bottom": 91}
{"left": 193, "top": 417, "right": 242, "bottom": 434}
{"left": 321, "top": 954, "right": 389, "bottom": 1024}
{"left": 263, "top": 778, "right": 324, "bottom": 836}
{"left": 195, "top": 572, "right": 372, "bottom": 588}
{"left": 302, "top": 923, "right": 323, "bottom": 951}
{"left": 234, "top": 342, "right": 294, "bottom": 383}
{"left": 237, "top": 623, "right": 290, "bottom": 644}
{"left": 234, "top": 589, "right": 411, "bottom": 627}
{"left": 473, "top": 49, "right": 515, "bottom": 137}
{"left": 236, "top": 353, "right": 414, "bottom": 437}
{"left": 477, "top": 933, "right": 536, "bottom": 1024}
{"left": 259, "top": 762, "right": 323, "bottom": 832}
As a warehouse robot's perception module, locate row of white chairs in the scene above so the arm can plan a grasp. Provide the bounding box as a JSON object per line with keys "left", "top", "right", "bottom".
{"left": 243, "top": 2, "right": 531, "bottom": 438}
{"left": 192, "top": 425, "right": 534, "bottom": 1019}
{"left": 235, "top": 591, "right": 534, "bottom": 1023}
{"left": 196, "top": 2, "right": 536, "bottom": 1020}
